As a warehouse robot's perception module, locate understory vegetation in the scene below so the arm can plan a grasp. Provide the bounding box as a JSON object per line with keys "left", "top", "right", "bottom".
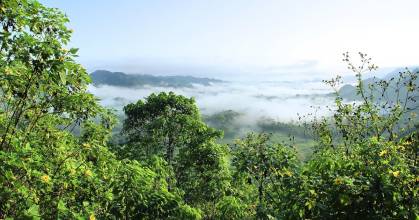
{"left": 0, "top": 1, "right": 417, "bottom": 219}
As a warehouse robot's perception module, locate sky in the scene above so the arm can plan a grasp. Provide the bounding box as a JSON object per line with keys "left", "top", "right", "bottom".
{"left": 40, "top": 0, "right": 419, "bottom": 78}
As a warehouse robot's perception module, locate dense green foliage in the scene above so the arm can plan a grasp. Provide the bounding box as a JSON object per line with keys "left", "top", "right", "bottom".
{"left": 203, "top": 111, "right": 315, "bottom": 160}
{"left": 117, "top": 92, "right": 231, "bottom": 216}
{"left": 231, "top": 133, "right": 300, "bottom": 219}
{"left": 203, "top": 110, "right": 242, "bottom": 139}
{"left": 0, "top": 1, "right": 417, "bottom": 219}
{"left": 0, "top": 1, "right": 199, "bottom": 219}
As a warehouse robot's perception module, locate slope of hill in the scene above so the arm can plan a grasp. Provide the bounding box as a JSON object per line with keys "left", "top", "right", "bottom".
{"left": 338, "top": 67, "right": 419, "bottom": 102}
{"left": 90, "top": 70, "right": 224, "bottom": 88}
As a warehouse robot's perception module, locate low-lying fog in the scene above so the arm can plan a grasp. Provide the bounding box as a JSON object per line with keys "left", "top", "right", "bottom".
{"left": 89, "top": 79, "right": 336, "bottom": 123}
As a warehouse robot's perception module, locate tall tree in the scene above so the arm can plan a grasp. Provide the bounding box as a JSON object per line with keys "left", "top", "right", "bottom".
{"left": 120, "top": 92, "right": 232, "bottom": 218}
{"left": 122, "top": 92, "right": 217, "bottom": 162}
{"left": 0, "top": 0, "right": 107, "bottom": 217}
{"left": 231, "top": 133, "right": 299, "bottom": 219}
{"left": 0, "top": 1, "right": 201, "bottom": 219}
{"left": 121, "top": 92, "right": 221, "bottom": 177}
{"left": 176, "top": 139, "right": 231, "bottom": 216}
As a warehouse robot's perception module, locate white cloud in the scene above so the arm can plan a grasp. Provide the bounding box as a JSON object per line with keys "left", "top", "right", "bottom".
{"left": 89, "top": 80, "right": 334, "bottom": 122}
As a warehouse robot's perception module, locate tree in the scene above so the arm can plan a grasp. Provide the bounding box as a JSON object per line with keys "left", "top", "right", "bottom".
{"left": 108, "top": 159, "right": 202, "bottom": 220}
{"left": 288, "top": 53, "right": 419, "bottom": 219}
{"left": 0, "top": 1, "right": 201, "bottom": 219}
{"left": 121, "top": 92, "right": 220, "bottom": 165}
{"left": 231, "top": 133, "right": 299, "bottom": 219}
{"left": 284, "top": 137, "right": 417, "bottom": 219}
{"left": 311, "top": 52, "right": 418, "bottom": 152}
{"left": 214, "top": 196, "right": 249, "bottom": 220}
{"left": 176, "top": 140, "right": 231, "bottom": 217}
{"left": 120, "top": 92, "right": 231, "bottom": 217}
{"left": 0, "top": 0, "right": 108, "bottom": 217}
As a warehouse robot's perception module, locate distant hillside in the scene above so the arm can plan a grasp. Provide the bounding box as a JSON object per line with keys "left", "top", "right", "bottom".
{"left": 338, "top": 77, "right": 381, "bottom": 101}
{"left": 90, "top": 70, "right": 224, "bottom": 88}
{"left": 338, "top": 67, "right": 419, "bottom": 102}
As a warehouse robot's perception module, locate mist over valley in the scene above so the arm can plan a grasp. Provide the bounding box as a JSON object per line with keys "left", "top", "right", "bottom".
{"left": 89, "top": 70, "right": 335, "bottom": 123}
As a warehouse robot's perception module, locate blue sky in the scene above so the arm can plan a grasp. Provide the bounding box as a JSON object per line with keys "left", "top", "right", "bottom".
{"left": 40, "top": 0, "right": 419, "bottom": 77}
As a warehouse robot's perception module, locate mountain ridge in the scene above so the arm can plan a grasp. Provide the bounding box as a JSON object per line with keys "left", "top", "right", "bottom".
{"left": 90, "top": 70, "right": 224, "bottom": 88}
{"left": 338, "top": 67, "right": 419, "bottom": 101}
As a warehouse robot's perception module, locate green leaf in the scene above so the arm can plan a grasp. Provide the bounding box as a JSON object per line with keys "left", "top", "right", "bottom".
{"left": 69, "top": 48, "right": 79, "bottom": 54}
{"left": 58, "top": 200, "right": 67, "bottom": 211}
{"left": 25, "top": 204, "right": 40, "bottom": 218}
{"left": 59, "top": 71, "right": 66, "bottom": 84}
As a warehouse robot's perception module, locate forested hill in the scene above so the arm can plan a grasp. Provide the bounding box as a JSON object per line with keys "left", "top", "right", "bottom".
{"left": 90, "top": 70, "right": 224, "bottom": 88}
{"left": 338, "top": 67, "right": 419, "bottom": 101}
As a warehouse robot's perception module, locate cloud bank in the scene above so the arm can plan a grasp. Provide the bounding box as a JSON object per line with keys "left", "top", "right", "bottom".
{"left": 89, "top": 79, "right": 335, "bottom": 123}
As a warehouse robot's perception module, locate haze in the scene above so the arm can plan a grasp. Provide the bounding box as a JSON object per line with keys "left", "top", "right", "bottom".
{"left": 89, "top": 80, "right": 335, "bottom": 123}
{"left": 40, "top": 0, "right": 419, "bottom": 78}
